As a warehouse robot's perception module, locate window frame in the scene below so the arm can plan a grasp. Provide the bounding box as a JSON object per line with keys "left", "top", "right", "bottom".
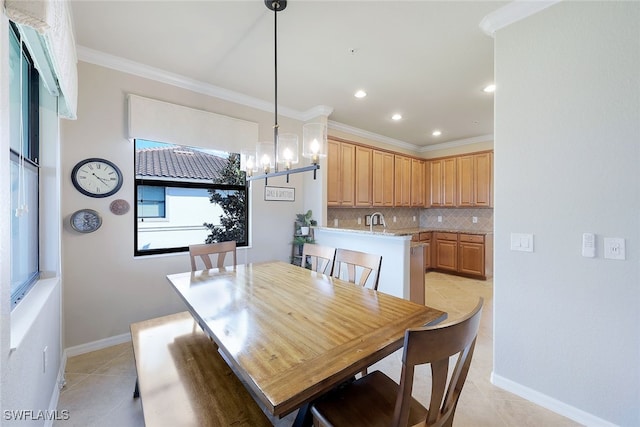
{"left": 9, "top": 22, "right": 41, "bottom": 307}
{"left": 134, "top": 146, "right": 249, "bottom": 257}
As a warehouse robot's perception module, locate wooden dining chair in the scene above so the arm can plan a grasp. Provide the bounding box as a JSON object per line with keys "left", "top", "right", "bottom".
{"left": 332, "top": 248, "right": 382, "bottom": 290}
{"left": 189, "top": 241, "right": 237, "bottom": 271}
{"left": 311, "top": 298, "right": 484, "bottom": 427}
{"left": 301, "top": 243, "right": 336, "bottom": 275}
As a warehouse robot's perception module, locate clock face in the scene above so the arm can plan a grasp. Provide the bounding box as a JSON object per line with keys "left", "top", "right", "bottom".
{"left": 71, "top": 158, "right": 123, "bottom": 198}
{"left": 70, "top": 209, "right": 103, "bottom": 233}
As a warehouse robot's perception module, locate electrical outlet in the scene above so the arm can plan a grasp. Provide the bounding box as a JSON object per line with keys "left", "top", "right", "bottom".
{"left": 393, "top": 216, "right": 397, "bottom": 223}
{"left": 437, "top": 216, "right": 442, "bottom": 223}
{"left": 43, "top": 346, "right": 48, "bottom": 373}
{"left": 357, "top": 217, "right": 362, "bottom": 225}
{"left": 472, "top": 216, "right": 478, "bottom": 224}
{"left": 412, "top": 216, "right": 416, "bottom": 222}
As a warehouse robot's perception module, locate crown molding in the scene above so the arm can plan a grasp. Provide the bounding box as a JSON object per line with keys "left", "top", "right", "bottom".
{"left": 480, "top": 0, "right": 562, "bottom": 37}
{"left": 77, "top": 45, "right": 318, "bottom": 121}
{"left": 419, "top": 134, "right": 494, "bottom": 153}
{"left": 328, "top": 121, "right": 419, "bottom": 151}
{"left": 78, "top": 45, "right": 489, "bottom": 152}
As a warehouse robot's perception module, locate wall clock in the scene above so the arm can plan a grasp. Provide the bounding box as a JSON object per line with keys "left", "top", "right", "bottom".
{"left": 70, "top": 209, "right": 103, "bottom": 233}
{"left": 71, "top": 158, "right": 123, "bottom": 198}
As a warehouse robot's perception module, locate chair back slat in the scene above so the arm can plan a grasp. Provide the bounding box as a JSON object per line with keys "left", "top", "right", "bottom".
{"left": 189, "top": 241, "right": 237, "bottom": 271}
{"left": 392, "top": 298, "right": 484, "bottom": 427}
{"left": 301, "top": 243, "right": 336, "bottom": 275}
{"left": 332, "top": 248, "right": 382, "bottom": 290}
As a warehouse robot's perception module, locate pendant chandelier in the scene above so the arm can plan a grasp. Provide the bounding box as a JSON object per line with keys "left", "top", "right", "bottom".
{"left": 242, "top": 0, "right": 327, "bottom": 184}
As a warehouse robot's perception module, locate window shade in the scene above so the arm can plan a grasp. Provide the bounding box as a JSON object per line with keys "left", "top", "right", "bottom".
{"left": 127, "top": 94, "right": 259, "bottom": 153}
{"left": 5, "top": 0, "right": 78, "bottom": 119}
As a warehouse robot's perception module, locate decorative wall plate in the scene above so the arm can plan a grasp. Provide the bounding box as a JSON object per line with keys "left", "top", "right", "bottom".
{"left": 70, "top": 209, "right": 103, "bottom": 233}
{"left": 109, "top": 199, "right": 130, "bottom": 215}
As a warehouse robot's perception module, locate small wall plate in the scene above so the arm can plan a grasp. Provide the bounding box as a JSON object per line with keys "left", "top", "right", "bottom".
{"left": 70, "top": 209, "right": 102, "bottom": 233}
{"left": 109, "top": 199, "right": 130, "bottom": 215}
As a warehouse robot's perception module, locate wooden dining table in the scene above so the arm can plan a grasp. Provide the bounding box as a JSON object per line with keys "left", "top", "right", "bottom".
{"left": 167, "top": 261, "right": 446, "bottom": 426}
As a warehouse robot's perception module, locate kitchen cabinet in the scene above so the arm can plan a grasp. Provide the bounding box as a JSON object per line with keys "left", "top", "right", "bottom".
{"left": 423, "top": 161, "right": 431, "bottom": 208}
{"left": 355, "top": 146, "right": 372, "bottom": 207}
{"left": 411, "top": 158, "right": 425, "bottom": 207}
{"left": 409, "top": 244, "right": 425, "bottom": 305}
{"left": 432, "top": 232, "right": 493, "bottom": 279}
{"left": 430, "top": 158, "right": 456, "bottom": 207}
{"left": 457, "top": 152, "right": 493, "bottom": 207}
{"left": 419, "top": 231, "right": 432, "bottom": 270}
{"left": 394, "top": 155, "right": 411, "bottom": 207}
{"left": 434, "top": 232, "right": 457, "bottom": 272}
{"left": 458, "top": 234, "right": 485, "bottom": 276}
{"left": 372, "top": 150, "right": 394, "bottom": 206}
{"left": 327, "top": 139, "right": 355, "bottom": 206}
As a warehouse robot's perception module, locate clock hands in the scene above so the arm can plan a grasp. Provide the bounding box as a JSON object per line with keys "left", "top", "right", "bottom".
{"left": 92, "top": 172, "right": 112, "bottom": 188}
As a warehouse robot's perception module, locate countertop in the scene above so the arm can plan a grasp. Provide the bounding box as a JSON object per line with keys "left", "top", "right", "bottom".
{"left": 315, "top": 226, "right": 492, "bottom": 237}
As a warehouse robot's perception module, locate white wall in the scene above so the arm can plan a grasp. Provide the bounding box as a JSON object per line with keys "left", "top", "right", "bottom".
{"left": 1, "top": 15, "right": 64, "bottom": 424}
{"left": 493, "top": 2, "right": 639, "bottom": 426}
{"left": 60, "top": 61, "right": 308, "bottom": 348}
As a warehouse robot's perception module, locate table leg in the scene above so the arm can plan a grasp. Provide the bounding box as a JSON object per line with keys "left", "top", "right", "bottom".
{"left": 292, "top": 403, "right": 312, "bottom": 427}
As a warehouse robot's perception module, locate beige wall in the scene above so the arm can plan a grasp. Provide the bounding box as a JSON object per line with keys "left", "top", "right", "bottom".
{"left": 61, "top": 62, "right": 311, "bottom": 348}
{"left": 493, "top": 2, "right": 639, "bottom": 425}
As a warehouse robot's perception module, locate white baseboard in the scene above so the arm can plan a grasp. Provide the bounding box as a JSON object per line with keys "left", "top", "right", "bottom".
{"left": 491, "top": 372, "right": 618, "bottom": 427}
{"left": 64, "top": 332, "right": 132, "bottom": 358}
{"left": 45, "top": 353, "right": 68, "bottom": 427}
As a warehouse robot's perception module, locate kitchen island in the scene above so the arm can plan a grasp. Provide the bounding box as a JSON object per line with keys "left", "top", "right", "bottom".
{"left": 314, "top": 226, "right": 493, "bottom": 301}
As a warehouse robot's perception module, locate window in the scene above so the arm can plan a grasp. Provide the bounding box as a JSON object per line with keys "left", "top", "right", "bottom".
{"left": 9, "top": 23, "right": 40, "bottom": 307}
{"left": 134, "top": 140, "right": 248, "bottom": 256}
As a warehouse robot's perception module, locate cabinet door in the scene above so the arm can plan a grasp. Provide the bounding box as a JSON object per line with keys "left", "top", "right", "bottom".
{"left": 430, "top": 160, "right": 443, "bottom": 206}
{"left": 442, "top": 157, "right": 457, "bottom": 207}
{"left": 423, "top": 241, "right": 431, "bottom": 270}
{"left": 435, "top": 239, "right": 457, "bottom": 271}
{"left": 424, "top": 161, "right": 431, "bottom": 208}
{"left": 411, "top": 158, "right": 425, "bottom": 207}
{"left": 394, "top": 155, "right": 411, "bottom": 207}
{"left": 327, "top": 140, "right": 341, "bottom": 206}
{"left": 355, "top": 146, "right": 372, "bottom": 207}
{"left": 474, "top": 152, "right": 493, "bottom": 207}
{"left": 457, "top": 155, "right": 474, "bottom": 207}
{"left": 340, "top": 142, "right": 356, "bottom": 206}
{"left": 458, "top": 242, "right": 485, "bottom": 276}
{"left": 372, "top": 150, "right": 394, "bottom": 206}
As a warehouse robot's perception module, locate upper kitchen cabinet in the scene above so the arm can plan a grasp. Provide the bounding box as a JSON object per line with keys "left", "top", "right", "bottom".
{"left": 355, "top": 146, "right": 373, "bottom": 207}
{"left": 410, "top": 158, "right": 425, "bottom": 207}
{"left": 457, "top": 152, "right": 493, "bottom": 207}
{"left": 394, "top": 155, "right": 412, "bottom": 207}
{"left": 430, "top": 157, "right": 457, "bottom": 207}
{"left": 327, "top": 139, "right": 355, "bottom": 206}
{"left": 372, "top": 150, "right": 394, "bottom": 207}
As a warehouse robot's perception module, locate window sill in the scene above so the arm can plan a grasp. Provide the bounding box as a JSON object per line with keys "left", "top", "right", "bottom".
{"left": 10, "top": 277, "right": 60, "bottom": 352}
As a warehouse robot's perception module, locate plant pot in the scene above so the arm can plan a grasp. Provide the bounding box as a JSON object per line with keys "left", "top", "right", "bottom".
{"left": 300, "top": 226, "right": 310, "bottom": 236}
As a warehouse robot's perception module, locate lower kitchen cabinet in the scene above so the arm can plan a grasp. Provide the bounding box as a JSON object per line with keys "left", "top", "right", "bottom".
{"left": 434, "top": 232, "right": 458, "bottom": 272}
{"left": 458, "top": 234, "right": 485, "bottom": 277}
{"left": 432, "top": 232, "right": 492, "bottom": 279}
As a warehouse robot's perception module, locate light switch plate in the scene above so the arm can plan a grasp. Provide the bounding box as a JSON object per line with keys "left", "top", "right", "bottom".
{"left": 604, "top": 237, "right": 625, "bottom": 260}
{"left": 511, "top": 233, "right": 534, "bottom": 252}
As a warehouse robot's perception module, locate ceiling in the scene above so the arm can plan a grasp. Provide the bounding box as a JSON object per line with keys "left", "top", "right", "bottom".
{"left": 71, "top": 1, "right": 507, "bottom": 150}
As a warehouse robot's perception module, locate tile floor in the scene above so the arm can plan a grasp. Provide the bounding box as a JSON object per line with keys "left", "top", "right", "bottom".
{"left": 54, "top": 272, "right": 581, "bottom": 427}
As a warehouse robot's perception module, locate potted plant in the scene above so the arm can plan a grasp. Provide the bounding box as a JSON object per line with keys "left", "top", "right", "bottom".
{"left": 296, "top": 210, "right": 317, "bottom": 236}
{"left": 292, "top": 235, "right": 315, "bottom": 256}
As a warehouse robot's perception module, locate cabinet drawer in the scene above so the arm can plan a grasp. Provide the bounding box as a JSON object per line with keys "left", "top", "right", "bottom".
{"left": 419, "top": 232, "right": 432, "bottom": 241}
{"left": 434, "top": 232, "right": 457, "bottom": 241}
{"left": 459, "top": 234, "right": 484, "bottom": 243}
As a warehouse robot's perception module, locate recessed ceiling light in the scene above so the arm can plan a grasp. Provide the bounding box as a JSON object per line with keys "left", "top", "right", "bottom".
{"left": 483, "top": 84, "right": 496, "bottom": 93}
{"left": 432, "top": 130, "right": 442, "bottom": 137}
{"left": 391, "top": 114, "right": 402, "bottom": 121}
{"left": 354, "top": 90, "right": 367, "bottom": 98}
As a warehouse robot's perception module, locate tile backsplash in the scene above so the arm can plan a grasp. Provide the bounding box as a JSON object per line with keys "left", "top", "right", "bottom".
{"left": 328, "top": 207, "right": 493, "bottom": 232}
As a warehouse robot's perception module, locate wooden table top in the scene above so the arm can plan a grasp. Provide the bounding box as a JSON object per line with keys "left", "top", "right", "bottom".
{"left": 167, "top": 261, "right": 446, "bottom": 418}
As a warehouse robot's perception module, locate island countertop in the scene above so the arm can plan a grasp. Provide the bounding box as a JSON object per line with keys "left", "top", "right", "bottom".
{"left": 314, "top": 226, "right": 492, "bottom": 237}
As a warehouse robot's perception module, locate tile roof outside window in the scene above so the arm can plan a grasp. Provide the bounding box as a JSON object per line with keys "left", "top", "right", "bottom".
{"left": 135, "top": 145, "right": 228, "bottom": 182}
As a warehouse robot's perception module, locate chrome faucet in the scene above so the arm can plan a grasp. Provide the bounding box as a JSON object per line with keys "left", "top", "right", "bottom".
{"left": 369, "top": 212, "right": 387, "bottom": 232}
